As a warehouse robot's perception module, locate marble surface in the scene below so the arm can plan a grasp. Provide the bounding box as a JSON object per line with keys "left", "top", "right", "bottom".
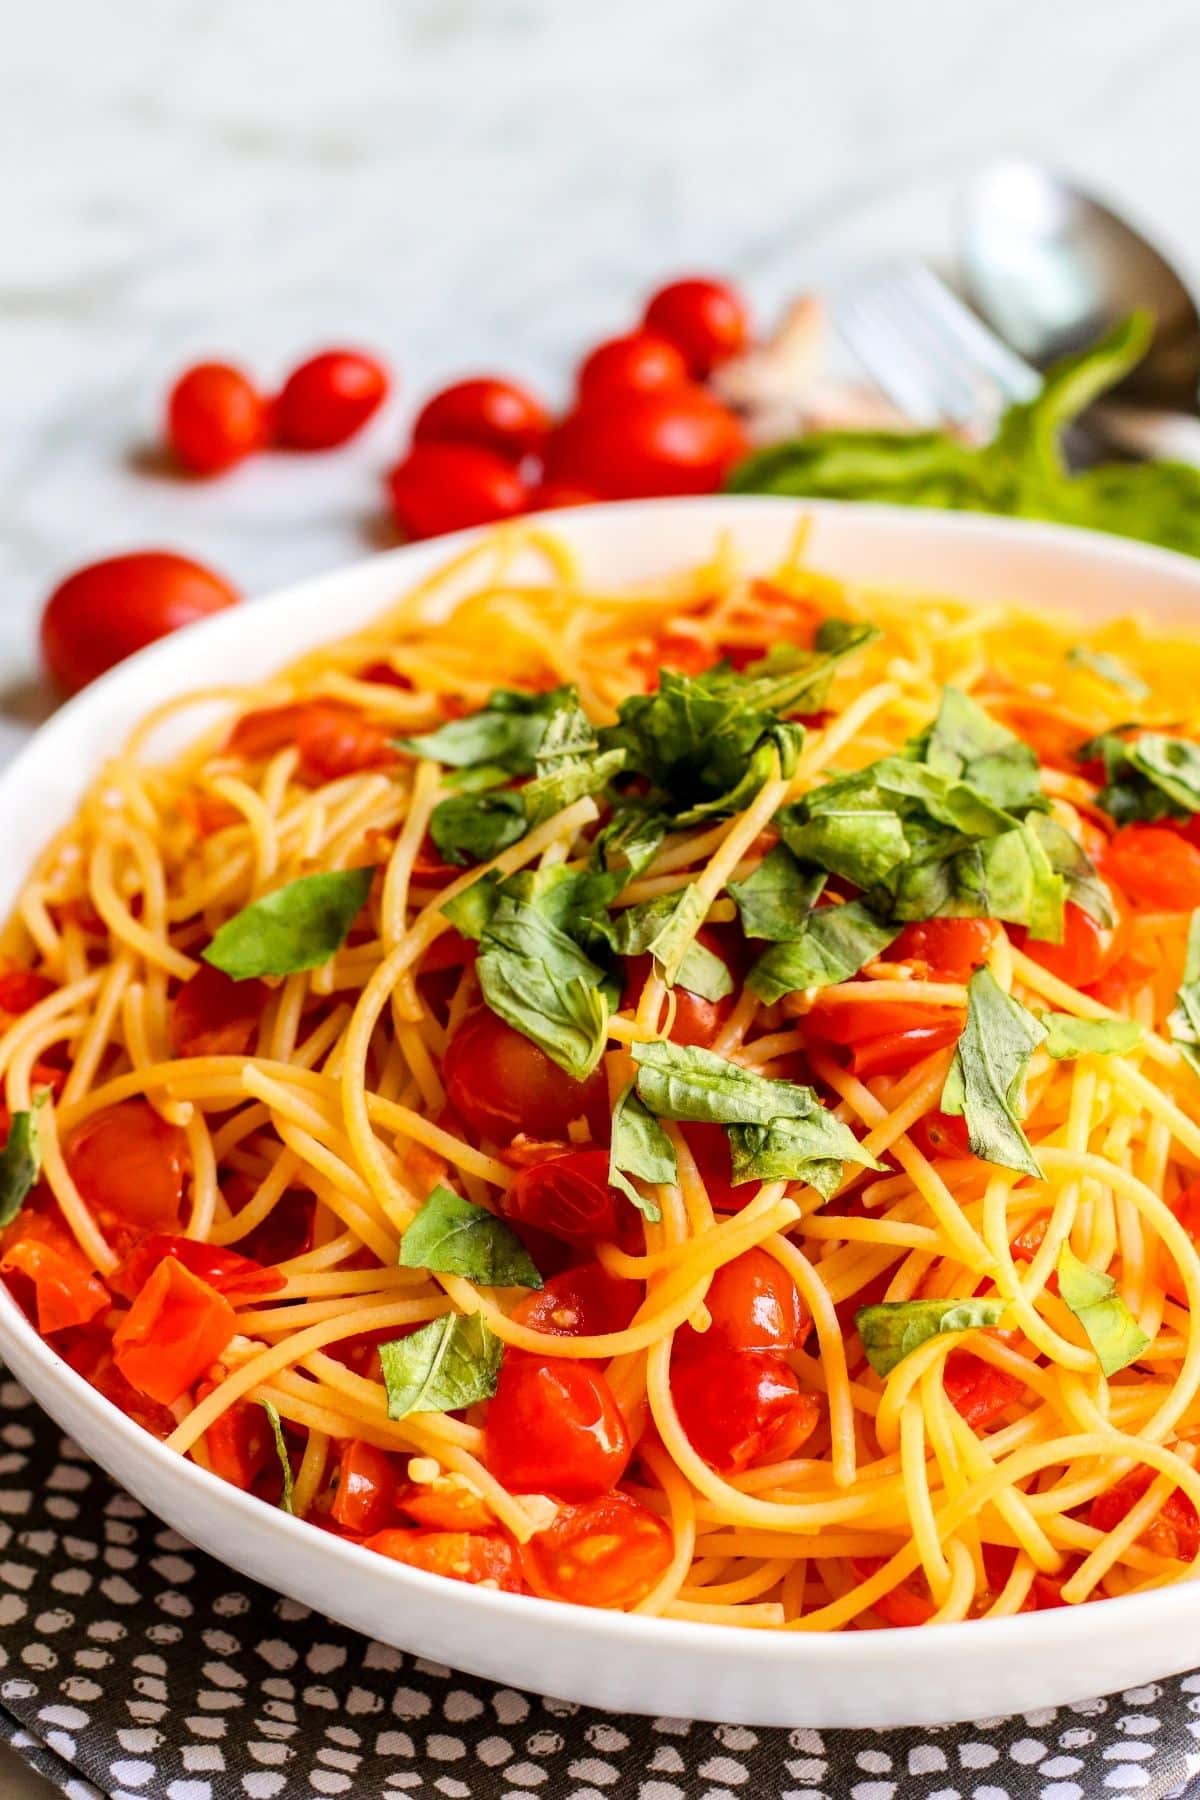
{"left": 3, "top": 2, "right": 1200, "bottom": 1793}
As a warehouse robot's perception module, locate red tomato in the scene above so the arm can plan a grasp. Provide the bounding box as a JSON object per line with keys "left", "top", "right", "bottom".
{"left": 525, "top": 480, "right": 600, "bottom": 511}
{"left": 804, "top": 997, "right": 950, "bottom": 1048}
{"left": 669, "top": 1343, "right": 820, "bottom": 1474}
{"left": 109, "top": 1234, "right": 283, "bottom": 1304}
{"left": 943, "top": 1350, "right": 1023, "bottom": 1432}
{"left": 888, "top": 919, "right": 993, "bottom": 983}
{"left": 577, "top": 331, "right": 690, "bottom": 405}
{"left": 510, "top": 1262, "right": 642, "bottom": 1339}
{"left": 1090, "top": 1466, "right": 1199, "bottom": 1563}
{"left": 295, "top": 702, "right": 398, "bottom": 780}
{"left": 363, "top": 1528, "right": 522, "bottom": 1591}
{"left": 0, "top": 1214, "right": 109, "bottom": 1334}
{"left": 642, "top": 277, "right": 749, "bottom": 378}
{"left": 546, "top": 388, "right": 747, "bottom": 500}
{"left": 521, "top": 1491, "right": 673, "bottom": 1608}
{"left": 1011, "top": 898, "right": 1125, "bottom": 988}
{"left": 413, "top": 378, "right": 549, "bottom": 463}
{"left": 622, "top": 938, "right": 734, "bottom": 1050}
{"left": 59, "top": 1327, "right": 179, "bottom": 1438}
{"left": 65, "top": 1101, "right": 189, "bottom": 1232}
{"left": 1104, "top": 825, "right": 1200, "bottom": 912}
{"left": 274, "top": 350, "right": 389, "bottom": 450}
{"left": 226, "top": 703, "right": 304, "bottom": 759}
{"left": 849, "top": 1018, "right": 964, "bottom": 1079}
{"left": 179, "top": 791, "right": 242, "bottom": 838}
{"left": 441, "top": 1010, "right": 610, "bottom": 1146}
{"left": 486, "top": 1353, "right": 631, "bottom": 1501}
{"left": 399, "top": 1481, "right": 493, "bottom": 1533}
{"left": 504, "top": 1149, "right": 630, "bottom": 1247}
{"left": 0, "top": 968, "right": 56, "bottom": 1015}
{"left": 166, "top": 362, "right": 267, "bottom": 475}
{"left": 112, "top": 1259, "right": 235, "bottom": 1404}
{"left": 388, "top": 443, "right": 528, "bottom": 540}
{"left": 679, "top": 1120, "right": 743, "bottom": 1211}
{"left": 195, "top": 1377, "right": 276, "bottom": 1492}
{"left": 849, "top": 1557, "right": 935, "bottom": 1627}
{"left": 331, "top": 1440, "right": 398, "bottom": 1535}
{"left": 169, "top": 963, "right": 269, "bottom": 1059}
{"left": 908, "top": 1109, "right": 973, "bottom": 1160}
{"left": 41, "top": 553, "right": 240, "bottom": 696}
{"left": 692, "top": 1247, "right": 808, "bottom": 1354}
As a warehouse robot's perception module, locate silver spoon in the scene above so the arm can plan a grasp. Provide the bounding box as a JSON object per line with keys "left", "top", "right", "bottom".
{"left": 959, "top": 156, "right": 1200, "bottom": 462}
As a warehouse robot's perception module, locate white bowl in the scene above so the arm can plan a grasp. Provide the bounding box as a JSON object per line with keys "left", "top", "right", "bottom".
{"left": 5, "top": 498, "right": 1200, "bottom": 1729}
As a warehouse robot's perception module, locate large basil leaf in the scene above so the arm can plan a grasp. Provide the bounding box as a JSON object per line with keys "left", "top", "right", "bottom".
{"left": 728, "top": 1110, "right": 883, "bottom": 1198}
{"left": 380, "top": 1313, "right": 503, "bottom": 1419}
{"left": 204, "top": 867, "right": 374, "bottom": 979}
{"left": 942, "top": 968, "right": 1045, "bottom": 1177}
{"left": 1057, "top": 1244, "right": 1150, "bottom": 1377}
{"left": 728, "top": 845, "right": 827, "bottom": 942}
{"left": 608, "top": 1086, "right": 673, "bottom": 1221}
{"left": 746, "top": 901, "right": 897, "bottom": 1002}
{"left": 399, "top": 1184, "right": 542, "bottom": 1288}
{"left": 429, "top": 790, "right": 528, "bottom": 868}
{"left": 855, "top": 1296, "right": 1005, "bottom": 1377}
{"left": 396, "top": 686, "right": 575, "bottom": 775}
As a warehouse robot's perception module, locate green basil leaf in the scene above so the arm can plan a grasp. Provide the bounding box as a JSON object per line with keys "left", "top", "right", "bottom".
{"left": 0, "top": 1095, "right": 47, "bottom": 1229}
{"left": 915, "top": 687, "right": 1044, "bottom": 814}
{"left": 632, "top": 1039, "right": 821, "bottom": 1127}
{"left": 1041, "top": 1014, "right": 1142, "bottom": 1060}
{"left": 608, "top": 1086, "right": 672, "bottom": 1221}
{"left": 675, "top": 938, "right": 734, "bottom": 1003}
{"left": 590, "top": 805, "right": 669, "bottom": 880}
{"left": 380, "top": 1313, "right": 503, "bottom": 1419}
{"left": 1067, "top": 647, "right": 1151, "bottom": 702}
{"left": 1127, "top": 734, "right": 1200, "bottom": 815}
{"left": 203, "top": 867, "right": 374, "bottom": 979}
{"left": 523, "top": 747, "right": 626, "bottom": 828}
{"left": 399, "top": 1184, "right": 542, "bottom": 1288}
{"left": 476, "top": 912, "right": 609, "bottom": 1082}
{"left": 727, "top": 1111, "right": 884, "bottom": 1198}
{"left": 1031, "top": 815, "right": 1115, "bottom": 931}
{"left": 746, "top": 902, "right": 897, "bottom": 1003}
{"left": 258, "top": 1400, "right": 295, "bottom": 1515}
{"left": 942, "top": 967, "right": 1045, "bottom": 1177}
{"left": 892, "top": 820, "right": 1065, "bottom": 941}
{"left": 1087, "top": 731, "right": 1200, "bottom": 827}
{"left": 855, "top": 1297, "right": 1006, "bottom": 1378}
{"left": 610, "top": 886, "right": 730, "bottom": 995}
{"left": 429, "top": 790, "right": 528, "bottom": 868}
{"left": 780, "top": 802, "right": 912, "bottom": 891}
{"left": 1057, "top": 1244, "right": 1151, "bottom": 1377}
{"left": 396, "top": 686, "right": 574, "bottom": 775}
{"left": 1169, "top": 908, "right": 1200, "bottom": 1078}
{"left": 728, "top": 845, "right": 826, "bottom": 941}
{"left": 440, "top": 872, "right": 502, "bottom": 942}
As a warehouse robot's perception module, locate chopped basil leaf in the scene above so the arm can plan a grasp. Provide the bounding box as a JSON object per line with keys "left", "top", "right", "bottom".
{"left": 441, "top": 870, "right": 502, "bottom": 941}
{"left": 1057, "top": 1244, "right": 1150, "bottom": 1377}
{"left": 1067, "top": 647, "right": 1151, "bottom": 702}
{"left": 0, "top": 1095, "right": 48, "bottom": 1229}
{"left": 476, "top": 893, "right": 610, "bottom": 1081}
{"left": 728, "top": 845, "right": 826, "bottom": 941}
{"left": 914, "top": 687, "right": 1043, "bottom": 814}
{"left": 590, "top": 804, "right": 669, "bottom": 881}
{"left": 728, "top": 1110, "right": 884, "bottom": 1198}
{"left": 399, "top": 1184, "right": 542, "bottom": 1288}
{"left": 855, "top": 1296, "right": 1006, "bottom": 1377}
{"left": 203, "top": 867, "right": 374, "bottom": 979}
{"left": 608, "top": 1086, "right": 672, "bottom": 1221}
{"left": 611, "top": 886, "right": 722, "bottom": 990}
{"left": 1169, "top": 909, "right": 1200, "bottom": 1079}
{"left": 429, "top": 790, "right": 528, "bottom": 868}
{"left": 1032, "top": 815, "right": 1115, "bottom": 930}
{"left": 1041, "top": 1014, "right": 1142, "bottom": 1060}
{"left": 746, "top": 901, "right": 897, "bottom": 1002}
{"left": 396, "top": 686, "right": 575, "bottom": 776}
{"left": 523, "top": 747, "right": 626, "bottom": 828}
{"left": 380, "top": 1313, "right": 503, "bottom": 1419}
{"left": 942, "top": 968, "right": 1045, "bottom": 1177}
{"left": 259, "top": 1400, "right": 294, "bottom": 1514}
{"left": 1086, "top": 731, "right": 1200, "bottom": 826}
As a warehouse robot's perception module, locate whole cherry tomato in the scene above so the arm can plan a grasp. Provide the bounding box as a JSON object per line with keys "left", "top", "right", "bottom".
{"left": 41, "top": 552, "right": 240, "bottom": 695}
{"left": 1011, "top": 897, "right": 1125, "bottom": 989}
{"left": 545, "top": 388, "right": 746, "bottom": 500}
{"left": 413, "top": 377, "right": 549, "bottom": 464}
{"left": 169, "top": 962, "right": 269, "bottom": 1058}
{"left": 642, "top": 277, "right": 749, "bottom": 377}
{"left": 1104, "top": 824, "right": 1200, "bottom": 912}
{"left": 486, "top": 1352, "right": 631, "bottom": 1501}
{"left": 577, "top": 331, "right": 690, "bottom": 405}
{"left": 888, "top": 918, "right": 993, "bottom": 983}
{"left": 504, "top": 1149, "right": 631, "bottom": 1247}
{"left": 670, "top": 1343, "right": 820, "bottom": 1474}
{"left": 330, "top": 1440, "right": 398, "bottom": 1535}
{"left": 387, "top": 443, "right": 527, "bottom": 540}
{"left": 521, "top": 1491, "right": 673, "bottom": 1608}
{"left": 166, "top": 362, "right": 267, "bottom": 475}
{"left": 441, "top": 1010, "right": 610, "bottom": 1145}
{"left": 274, "top": 349, "right": 389, "bottom": 450}
{"left": 65, "top": 1100, "right": 189, "bottom": 1231}
{"left": 364, "top": 1528, "right": 522, "bottom": 1590}
{"left": 622, "top": 932, "right": 735, "bottom": 1050}
{"left": 510, "top": 1261, "right": 642, "bottom": 1339}
{"left": 693, "top": 1247, "right": 808, "bottom": 1353}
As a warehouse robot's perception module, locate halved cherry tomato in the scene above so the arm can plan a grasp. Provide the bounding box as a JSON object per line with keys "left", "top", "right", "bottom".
{"left": 295, "top": 702, "right": 398, "bottom": 781}
{"left": 41, "top": 553, "right": 240, "bottom": 696}
{"left": 804, "top": 997, "right": 952, "bottom": 1048}
{"left": 226, "top": 703, "right": 304, "bottom": 759}
{"left": 577, "top": 331, "right": 689, "bottom": 405}
{"left": 399, "top": 1480, "right": 493, "bottom": 1533}
{"left": 274, "top": 349, "right": 389, "bottom": 450}
{"left": 908, "top": 1110, "right": 973, "bottom": 1160}
{"left": 521, "top": 1491, "right": 673, "bottom": 1608}
{"left": 178, "top": 791, "right": 242, "bottom": 838}
{"left": 888, "top": 919, "right": 993, "bottom": 983}
{"left": 622, "top": 931, "right": 735, "bottom": 1049}
{"left": 363, "top": 1527, "right": 522, "bottom": 1590}
{"left": 0, "top": 968, "right": 56, "bottom": 1015}
{"left": 108, "top": 1234, "right": 283, "bottom": 1304}
{"left": 1104, "top": 824, "right": 1200, "bottom": 912}
{"left": 504, "top": 1149, "right": 631, "bottom": 1247}
{"left": 441, "top": 1010, "right": 610, "bottom": 1146}
{"left": 330, "top": 1440, "right": 398, "bottom": 1535}
{"left": 169, "top": 963, "right": 269, "bottom": 1059}
{"left": 65, "top": 1101, "right": 189, "bottom": 1232}
{"left": 388, "top": 442, "right": 528, "bottom": 540}
{"left": 112, "top": 1259, "right": 235, "bottom": 1405}
{"left": 546, "top": 388, "right": 746, "bottom": 500}
{"left": 412, "top": 378, "right": 549, "bottom": 464}
{"left": 848, "top": 1018, "right": 964, "bottom": 1080}
{"left": 943, "top": 1350, "right": 1023, "bottom": 1432}
{"left": 850, "top": 1557, "right": 935, "bottom": 1627}
{"left": 669, "top": 1343, "right": 820, "bottom": 1474}
{"left": 166, "top": 362, "right": 267, "bottom": 475}
{"left": 510, "top": 1262, "right": 642, "bottom": 1339}
{"left": 1010, "top": 1216, "right": 1047, "bottom": 1264}
{"left": 642, "top": 277, "right": 749, "bottom": 378}
{"left": 679, "top": 1120, "right": 743, "bottom": 1211}
{"left": 486, "top": 1353, "right": 631, "bottom": 1501}
{"left": 1090, "top": 1465, "right": 1199, "bottom": 1563}
{"left": 1011, "top": 898, "right": 1125, "bottom": 988}
{"left": 691, "top": 1247, "right": 808, "bottom": 1353}
{"left": 0, "top": 1214, "right": 109, "bottom": 1334}
{"left": 197, "top": 1385, "right": 275, "bottom": 1492}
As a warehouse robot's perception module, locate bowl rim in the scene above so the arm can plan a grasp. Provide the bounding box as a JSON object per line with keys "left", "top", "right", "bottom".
{"left": 7, "top": 493, "right": 1200, "bottom": 1676}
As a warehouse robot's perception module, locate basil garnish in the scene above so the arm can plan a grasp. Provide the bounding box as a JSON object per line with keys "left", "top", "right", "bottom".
{"left": 728, "top": 845, "right": 826, "bottom": 942}
{"left": 855, "top": 1296, "right": 1005, "bottom": 1377}
{"left": 1169, "top": 909, "right": 1200, "bottom": 1079}
{"left": 1057, "top": 1245, "right": 1150, "bottom": 1377}
{"left": 1066, "top": 647, "right": 1150, "bottom": 702}
{"left": 746, "top": 901, "right": 897, "bottom": 1002}
{"left": 399, "top": 1184, "right": 542, "bottom": 1288}
{"left": 259, "top": 1400, "right": 295, "bottom": 1514}
{"left": 0, "top": 1096, "right": 47, "bottom": 1229}
{"left": 203, "top": 867, "right": 373, "bottom": 979}
{"left": 380, "top": 1313, "right": 503, "bottom": 1420}
{"left": 608, "top": 1087, "right": 673, "bottom": 1221}
{"left": 1041, "top": 1014, "right": 1142, "bottom": 1060}
{"left": 942, "top": 968, "right": 1044, "bottom": 1178}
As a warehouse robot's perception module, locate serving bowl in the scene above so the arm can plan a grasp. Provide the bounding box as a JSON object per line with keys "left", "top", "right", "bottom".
{"left": 4, "top": 497, "right": 1200, "bottom": 1729}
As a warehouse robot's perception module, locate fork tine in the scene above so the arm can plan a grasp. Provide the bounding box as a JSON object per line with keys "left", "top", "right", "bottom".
{"left": 846, "top": 277, "right": 985, "bottom": 427}
{"left": 899, "top": 264, "right": 1041, "bottom": 403}
{"left": 833, "top": 292, "right": 949, "bottom": 427}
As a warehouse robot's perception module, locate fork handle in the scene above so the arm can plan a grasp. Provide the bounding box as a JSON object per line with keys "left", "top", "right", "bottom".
{"left": 1090, "top": 402, "right": 1200, "bottom": 467}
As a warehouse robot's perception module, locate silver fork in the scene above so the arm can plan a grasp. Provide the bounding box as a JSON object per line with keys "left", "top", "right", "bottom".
{"left": 833, "top": 261, "right": 1042, "bottom": 438}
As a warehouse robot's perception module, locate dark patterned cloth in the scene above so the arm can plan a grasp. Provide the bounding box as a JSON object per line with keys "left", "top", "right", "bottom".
{"left": 3, "top": 1372, "right": 1200, "bottom": 1800}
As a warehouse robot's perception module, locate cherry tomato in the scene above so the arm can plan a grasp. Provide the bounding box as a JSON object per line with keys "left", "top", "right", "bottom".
{"left": 330, "top": 1440, "right": 398, "bottom": 1535}
{"left": 166, "top": 362, "right": 267, "bottom": 475}
{"left": 388, "top": 442, "right": 527, "bottom": 540}
{"left": 295, "top": 702, "right": 398, "bottom": 780}
{"left": 65, "top": 1101, "right": 189, "bottom": 1232}
{"left": 622, "top": 939, "right": 734, "bottom": 1050}
{"left": 169, "top": 963, "right": 269, "bottom": 1059}
{"left": 849, "top": 1557, "right": 935, "bottom": 1628}
{"left": 198, "top": 1391, "right": 276, "bottom": 1492}
{"left": 849, "top": 1018, "right": 964, "bottom": 1079}
{"left": 413, "top": 377, "right": 549, "bottom": 464}
{"left": 1090, "top": 1465, "right": 1199, "bottom": 1563}
{"left": 504, "top": 1149, "right": 631, "bottom": 1247}
{"left": 109, "top": 1233, "right": 283, "bottom": 1304}
{"left": 642, "top": 277, "right": 750, "bottom": 378}
{"left": 805, "top": 997, "right": 951, "bottom": 1048}
{"left": 888, "top": 918, "right": 993, "bottom": 983}
{"left": 363, "top": 1527, "right": 522, "bottom": 1590}
{"left": 399, "top": 1481, "right": 493, "bottom": 1533}
{"left": 510, "top": 1261, "right": 642, "bottom": 1339}
{"left": 0, "top": 1214, "right": 109, "bottom": 1334}
{"left": 486, "top": 1353, "right": 631, "bottom": 1501}
{"left": 525, "top": 480, "right": 600, "bottom": 512}
{"left": 908, "top": 1109, "right": 973, "bottom": 1160}
{"left": 226, "top": 703, "right": 304, "bottom": 759}
{"left": 577, "top": 331, "right": 689, "bottom": 405}
{"left": 545, "top": 388, "right": 747, "bottom": 500}
{"left": 678, "top": 1120, "right": 743, "bottom": 1211}
{"left": 179, "top": 791, "right": 242, "bottom": 838}
{"left": 521, "top": 1491, "right": 673, "bottom": 1608}
{"left": 112, "top": 1259, "right": 235, "bottom": 1404}
{"left": 41, "top": 553, "right": 240, "bottom": 696}
{"left": 1104, "top": 824, "right": 1200, "bottom": 912}
{"left": 441, "top": 1010, "right": 610, "bottom": 1146}
{"left": 274, "top": 350, "right": 389, "bottom": 450}
{"left": 669, "top": 1343, "right": 820, "bottom": 1474}
{"left": 1011, "top": 898, "right": 1124, "bottom": 989}
{"left": 943, "top": 1350, "right": 1023, "bottom": 1432}
{"left": 0, "top": 968, "right": 56, "bottom": 1015}
{"left": 59, "top": 1327, "right": 179, "bottom": 1438}
{"left": 692, "top": 1247, "right": 808, "bottom": 1354}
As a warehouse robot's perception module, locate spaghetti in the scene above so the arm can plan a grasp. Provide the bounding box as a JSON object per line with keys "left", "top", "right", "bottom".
{"left": 4, "top": 520, "right": 1200, "bottom": 1630}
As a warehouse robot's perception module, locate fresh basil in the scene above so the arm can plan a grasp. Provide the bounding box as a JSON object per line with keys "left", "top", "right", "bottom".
{"left": 0, "top": 1095, "right": 47, "bottom": 1229}
{"left": 728, "top": 1109, "right": 884, "bottom": 1199}
{"left": 203, "top": 867, "right": 374, "bottom": 979}
{"left": 942, "top": 968, "right": 1045, "bottom": 1177}
{"left": 1057, "top": 1244, "right": 1150, "bottom": 1377}
{"left": 590, "top": 805, "right": 669, "bottom": 881}
{"left": 1086, "top": 731, "right": 1200, "bottom": 827}
{"left": 608, "top": 1086, "right": 673, "bottom": 1221}
{"left": 610, "top": 887, "right": 728, "bottom": 994}
{"left": 746, "top": 901, "right": 897, "bottom": 1002}
{"left": 728, "top": 845, "right": 826, "bottom": 941}
{"left": 259, "top": 1399, "right": 294, "bottom": 1515}
{"left": 855, "top": 1296, "right": 1006, "bottom": 1378}
{"left": 1067, "top": 647, "right": 1150, "bottom": 702}
{"left": 399, "top": 1184, "right": 542, "bottom": 1288}
{"left": 1033, "top": 815, "right": 1115, "bottom": 930}
{"left": 429, "top": 790, "right": 528, "bottom": 868}
{"left": 914, "top": 687, "right": 1044, "bottom": 815}
{"left": 523, "top": 747, "right": 625, "bottom": 828}
{"left": 1169, "top": 909, "right": 1200, "bottom": 1079}
{"left": 1041, "top": 1014, "right": 1142, "bottom": 1060}
{"left": 396, "top": 686, "right": 575, "bottom": 776}
{"left": 476, "top": 897, "right": 610, "bottom": 1081}
{"left": 380, "top": 1313, "right": 503, "bottom": 1419}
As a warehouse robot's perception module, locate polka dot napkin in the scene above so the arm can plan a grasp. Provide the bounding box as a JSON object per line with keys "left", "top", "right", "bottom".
{"left": 2, "top": 1371, "right": 1200, "bottom": 1800}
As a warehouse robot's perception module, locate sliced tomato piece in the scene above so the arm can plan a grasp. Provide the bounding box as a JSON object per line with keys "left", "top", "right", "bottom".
{"left": 178, "top": 790, "right": 243, "bottom": 837}
{"left": 849, "top": 1018, "right": 963, "bottom": 1079}
{"left": 169, "top": 962, "right": 269, "bottom": 1058}
{"left": 1104, "top": 825, "right": 1200, "bottom": 912}
{"left": 669, "top": 1343, "right": 820, "bottom": 1474}
{"left": 58, "top": 1326, "right": 179, "bottom": 1438}
{"left": 112, "top": 1259, "right": 235, "bottom": 1405}
{"left": 195, "top": 1381, "right": 275, "bottom": 1492}
{"left": 622, "top": 932, "right": 734, "bottom": 1049}
{"left": 0, "top": 968, "right": 56, "bottom": 1015}
{"left": 65, "top": 1101, "right": 189, "bottom": 1232}
{"left": 850, "top": 1556, "right": 935, "bottom": 1627}
{"left": 888, "top": 918, "right": 993, "bottom": 983}
{"left": 943, "top": 1350, "right": 1023, "bottom": 1432}
{"left": 363, "top": 1527, "right": 522, "bottom": 1590}
{"left": 805, "top": 997, "right": 955, "bottom": 1048}
{"left": 442, "top": 1010, "right": 610, "bottom": 1146}
{"left": 1011, "top": 897, "right": 1125, "bottom": 988}
{"left": 510, "top": 1262, "right": 642, "bottom": 1339}
{"left": 331, "top": 1440, "right": 399, "bottom": 1535}
{"left": 109, "top": 1234, "right": 283, "bottom": 1304}
{"left": 1090, "top": 1465, "right": 1199, "bottom": 1563}
{"left": 294, "top": 702, "right": 398, "bottom": 781}
{"left": 0, "top": 1213, "right": 109, "bottom": 1334}
{"left": 399, "top": 1480, "right": 494, "bottom": 1533}
{"left": 521, "top": 1491, "right": 673, "bottom": 1608}
{"left": 908, "top": 1110, "right": 973, "bottom": 1160}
